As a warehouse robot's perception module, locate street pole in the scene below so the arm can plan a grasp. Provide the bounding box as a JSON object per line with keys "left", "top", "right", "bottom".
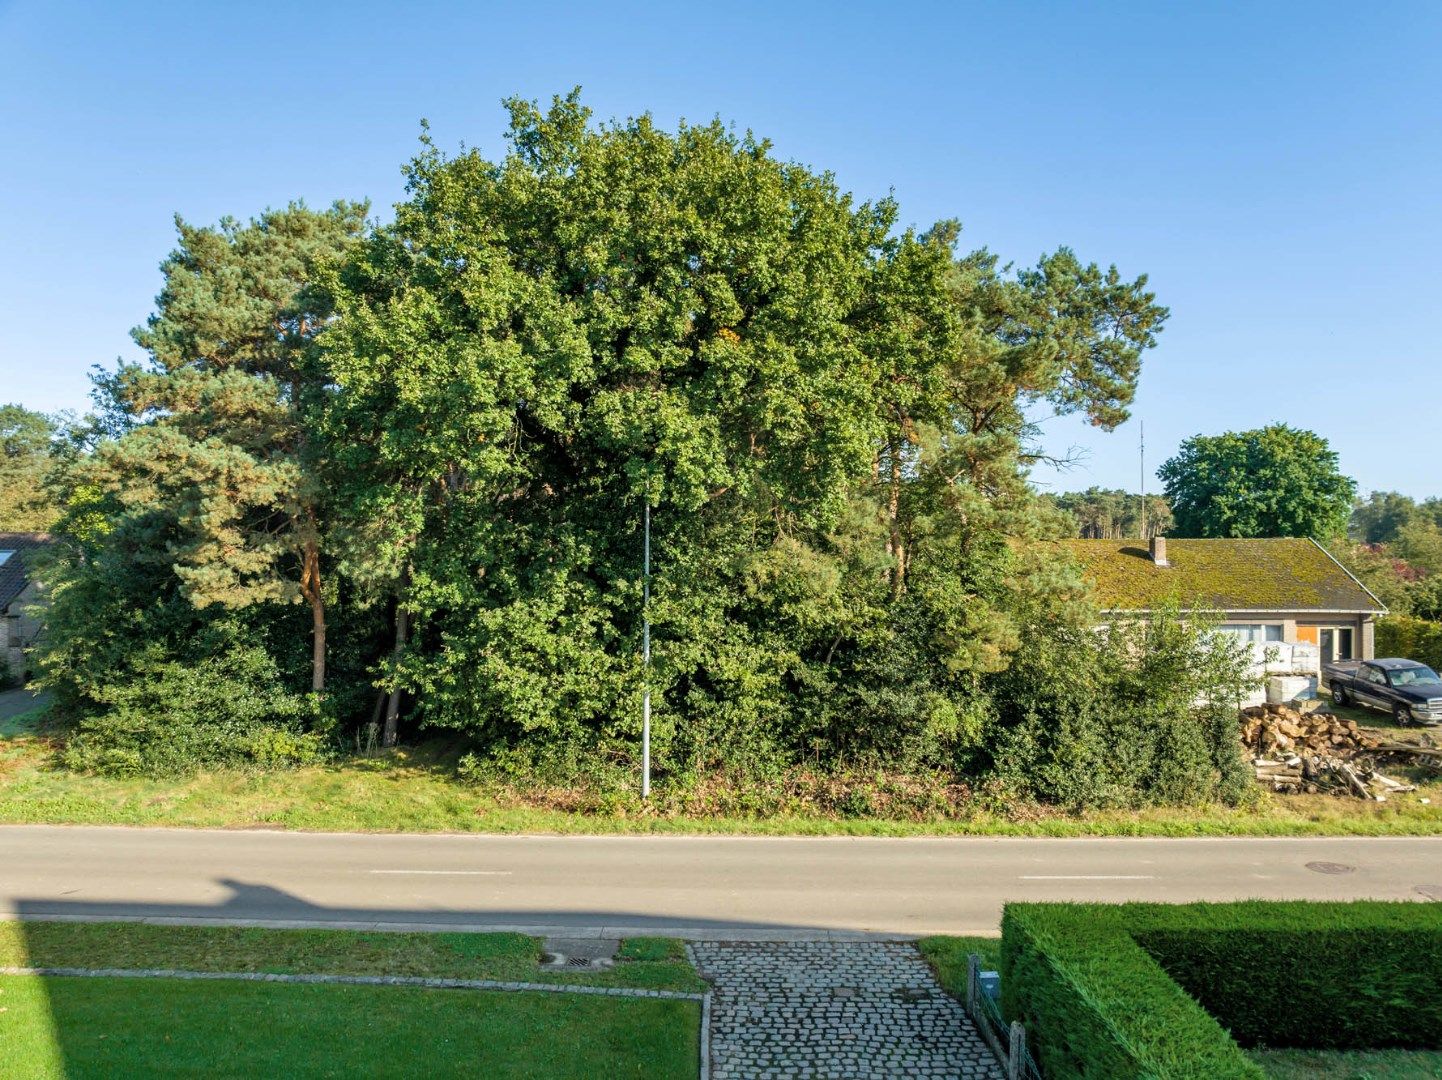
{"left": 1139, "top": 420, "right": 1146, "bottom": 540}
{"left": 641, "top": 499, "right": 651, "bottom": 800}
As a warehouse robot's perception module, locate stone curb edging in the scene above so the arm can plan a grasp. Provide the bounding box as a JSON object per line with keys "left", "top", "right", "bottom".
{"left": 685, "top": 944, "right": 713, "bottom": 1080}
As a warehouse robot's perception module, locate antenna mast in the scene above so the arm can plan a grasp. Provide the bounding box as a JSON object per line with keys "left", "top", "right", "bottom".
{"left": 1139, "top": 420, "right": 1146, "bottom": 540}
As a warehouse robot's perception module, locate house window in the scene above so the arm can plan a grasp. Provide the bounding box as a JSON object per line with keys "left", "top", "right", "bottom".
{"left": 1216, "top": 623, "right": 1284, "bottom": 644}
{"left": 0, "top": 551, "right": 13, "bottom": 567}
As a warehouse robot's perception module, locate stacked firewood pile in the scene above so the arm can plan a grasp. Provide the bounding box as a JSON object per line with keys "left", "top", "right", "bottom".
{"left": 1238, "top": 704, "right": 1436, "bottom": 800}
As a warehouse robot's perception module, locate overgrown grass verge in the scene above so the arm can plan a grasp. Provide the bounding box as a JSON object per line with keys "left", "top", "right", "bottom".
{"left": 0, "top": 920, "right": 707, "bottom": 994}
{"left": 0, "top": 974, "right": 699, "bottom": 1079}
{"left": 3, "top": 706, "right": 1440, "bottom": 836}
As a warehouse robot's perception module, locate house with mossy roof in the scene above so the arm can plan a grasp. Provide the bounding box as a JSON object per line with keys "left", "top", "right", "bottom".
{"left": 1059, "top": 536, "right": 1386, "bottom": 663}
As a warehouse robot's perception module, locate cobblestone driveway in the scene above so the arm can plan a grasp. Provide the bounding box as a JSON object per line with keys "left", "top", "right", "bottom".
{"left": 691, "top": 941, "right": 1002, "bottom": 1080}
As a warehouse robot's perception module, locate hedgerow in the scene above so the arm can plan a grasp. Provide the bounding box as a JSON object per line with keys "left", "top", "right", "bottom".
{"left": 1377, "top": 615, "right": 1442, "bottom": 671}
{"left": 1000, "top": 901, "right": 1442, "bottom": 1080}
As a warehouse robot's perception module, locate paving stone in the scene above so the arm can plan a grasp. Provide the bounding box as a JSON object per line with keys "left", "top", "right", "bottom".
{"left": 692, "top": 941, "right": 1002, "bottom": 1079}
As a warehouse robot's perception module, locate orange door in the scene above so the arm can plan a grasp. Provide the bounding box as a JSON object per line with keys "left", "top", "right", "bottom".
{"left": 1296, "top": 626, "right": 1320, "bottom": 645}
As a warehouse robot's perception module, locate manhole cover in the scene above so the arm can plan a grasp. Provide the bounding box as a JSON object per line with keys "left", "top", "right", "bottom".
{"left": 1305, "top": 861, "right": 1356, "bottom": 875}
{"left": 1415, "top": 885, "right": 1442, "bottom": 901}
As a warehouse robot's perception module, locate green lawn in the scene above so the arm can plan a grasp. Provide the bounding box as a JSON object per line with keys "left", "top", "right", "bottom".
{"left": 0, "top": 974, "right": 699, "bottom": 1079}
{"left": 1250, "top": 1047, "right": 1442, "bottom": 1079}
{"left": 0, "top": 920, "right": 707, "bottom": 994}
{"left": 3, "top": 698, "right": 1440, "bottom": 837}
{"left": 0, "top": 919, "right": 702, "bottom": 1078}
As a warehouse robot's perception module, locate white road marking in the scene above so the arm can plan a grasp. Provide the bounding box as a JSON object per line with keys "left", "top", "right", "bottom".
{"left": 368, "top": 870, "right": 513, "bottom": 876}
{"left": 1019, "top": 875, "right": 1155, "bottom": 880}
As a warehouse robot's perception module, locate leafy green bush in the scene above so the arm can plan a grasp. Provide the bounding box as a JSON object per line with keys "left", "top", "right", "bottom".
{"left": 1376, "top": 615, "right": 1442, "bottom": 671}
{"left": 62, "top": 643, "right": 324, "bottom": 776}
{"left": 985, "top": 607, "right": 1256, "bottom": 809}
{"left": 1001, "top": 902, "right": 1442, "bottom": 1080}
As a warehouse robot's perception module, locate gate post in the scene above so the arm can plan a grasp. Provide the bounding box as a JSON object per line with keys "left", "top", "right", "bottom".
{"left": 1007, "top": 1020, "right": 1026, "bottom": 1079}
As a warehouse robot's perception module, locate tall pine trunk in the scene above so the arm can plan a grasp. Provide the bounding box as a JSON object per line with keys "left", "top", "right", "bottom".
{"left": 301, "top": 540, "right": 326, "bottom": 692}
{"left": 382, "top": 572, "right": 410, "bottom": 748}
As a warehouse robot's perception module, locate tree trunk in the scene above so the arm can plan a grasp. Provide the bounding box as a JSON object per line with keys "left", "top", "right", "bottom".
{"left": 302, "top": 540, "right": 326, "bottom": 692}
{"left": 887, "top": 439, "right": 906, "bottom": 598}
{"left": 382, "top": 594, "right": 409, "bottom": 748}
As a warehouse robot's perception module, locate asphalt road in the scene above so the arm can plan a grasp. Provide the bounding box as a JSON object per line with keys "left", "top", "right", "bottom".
{"left": 1, "top": 826, "right": 1439, "bottom": 939}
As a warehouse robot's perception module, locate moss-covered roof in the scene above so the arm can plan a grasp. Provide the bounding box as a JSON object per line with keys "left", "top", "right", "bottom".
{"left": 1057, "top": 538, "right": 1385, "bottom": 613}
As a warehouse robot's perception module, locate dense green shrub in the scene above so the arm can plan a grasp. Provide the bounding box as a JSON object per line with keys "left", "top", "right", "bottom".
{"left": 1000, "top": 902, "right": 1442, "bottom": 1080}
{"left": 985, "top": 608, "right": 1256, "bottom": 809}
{"left": 1376, "top": 614, "right": 1442, "bottom": 671}
{"left": 62, "top": 641, "right": 326, "bottom": 776}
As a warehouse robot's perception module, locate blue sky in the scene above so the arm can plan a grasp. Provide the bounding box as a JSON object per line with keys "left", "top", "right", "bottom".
{"left": 2, "top": 1, "right": 1439, "bottom": 496}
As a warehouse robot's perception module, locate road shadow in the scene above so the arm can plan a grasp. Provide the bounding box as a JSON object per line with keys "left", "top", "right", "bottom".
{"left": 11, "top": 876, "right": 806, "bottom": 933}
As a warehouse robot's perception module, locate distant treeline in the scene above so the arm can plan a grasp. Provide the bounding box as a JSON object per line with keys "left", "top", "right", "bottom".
{"left": 1043, "top": 487, "right": 1172, "bottom": 540}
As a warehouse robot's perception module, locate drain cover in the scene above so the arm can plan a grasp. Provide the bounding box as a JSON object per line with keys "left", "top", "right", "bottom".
{"left": 1305, "top": 861, "right": 1356, "bottom": 875}
{"left": 539, "top": 950, "right": 614, "bottom": 972}
{"left": 831, "top": 987, "right": 858, "bottom": 999}
{"left": 1415, "top": 885, "right": 1442, "bottom": 901}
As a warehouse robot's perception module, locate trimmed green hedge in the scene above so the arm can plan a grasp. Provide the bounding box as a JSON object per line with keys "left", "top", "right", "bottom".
{"left": 1376, "top": 615, "right": 1442, "bottom": 672}
{"left": 1000, "top": 901, "right": 1442, "bottom": 1080}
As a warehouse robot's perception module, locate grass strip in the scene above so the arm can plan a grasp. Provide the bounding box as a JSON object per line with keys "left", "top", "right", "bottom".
{"left": 914, "top": 935, "right": 1002, "bottom": 998}
{"left": 0, "top": 921, "right": 707, "bottom": 994}
{"left": 5, "top": 703, "right": 1439, "bottom": 837}
{"left": 0, "top": 973, "right": 699, "bottom": 1079}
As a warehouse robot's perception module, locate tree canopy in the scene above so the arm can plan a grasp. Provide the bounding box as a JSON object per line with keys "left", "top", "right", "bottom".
{"left": 0, "top": 404, "right": 62, "bottom": 531}
{"left": 1158, "top": 424, "right": 1356, "bottom": 539}
{"left": 27, "top": 93, "right": 1257, "bottom": 812}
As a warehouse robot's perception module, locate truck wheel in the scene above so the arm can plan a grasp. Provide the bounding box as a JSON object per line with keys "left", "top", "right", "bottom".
{"left": 1333, "top": 683, "right": 1348, "bottom": 707}
{"left": 1393, "top": 703, "right": 1411, "bottom": 726}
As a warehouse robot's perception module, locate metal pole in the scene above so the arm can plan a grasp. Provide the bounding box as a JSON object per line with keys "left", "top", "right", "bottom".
{"left": 1139, "top": 419, "right": 1146, "bottom": 540}
{"left": 642, "top": 499, "right": 651, "bottom": 800}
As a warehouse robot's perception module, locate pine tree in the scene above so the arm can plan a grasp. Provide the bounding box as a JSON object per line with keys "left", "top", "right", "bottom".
{"left": 93, "top": 201, "right": 367, "bottom": 691}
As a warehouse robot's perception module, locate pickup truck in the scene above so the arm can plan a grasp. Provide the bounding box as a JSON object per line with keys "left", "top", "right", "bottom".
{"left": 1323, "top": 657, "right": 1442, "bottom": 726}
